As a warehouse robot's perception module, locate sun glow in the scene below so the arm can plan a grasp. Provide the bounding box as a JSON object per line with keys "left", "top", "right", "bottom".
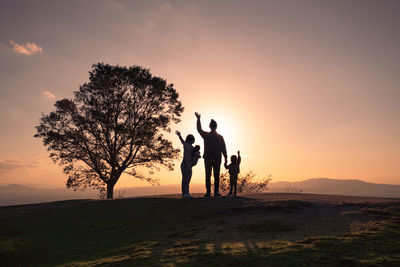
{"left": 212, "top": 115, "right": 239, "bottom": 154}
{"left": 195, "top": 108, "right": 244, "bottom": 159}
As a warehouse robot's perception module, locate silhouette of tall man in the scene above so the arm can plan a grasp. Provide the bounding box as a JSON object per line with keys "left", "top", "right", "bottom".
{"left": 195, "top": 112, "right": 227, "bottom": 197}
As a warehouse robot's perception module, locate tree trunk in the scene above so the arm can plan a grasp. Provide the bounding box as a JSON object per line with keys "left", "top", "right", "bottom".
{"left": 106, "top": 183, "right": 114, "bottom": 199}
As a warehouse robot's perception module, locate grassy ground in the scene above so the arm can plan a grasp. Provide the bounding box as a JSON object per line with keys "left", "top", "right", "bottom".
{"left": 1, "top": 193, "right": 400, "bottom": 266}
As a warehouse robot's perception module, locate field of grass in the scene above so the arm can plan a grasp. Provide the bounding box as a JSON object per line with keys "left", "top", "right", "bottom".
{"left": 1, "top": 193, "right": 400, "bottom": 266}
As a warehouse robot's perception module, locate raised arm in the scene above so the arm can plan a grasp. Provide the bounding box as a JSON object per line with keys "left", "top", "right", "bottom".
{"left": 195, "top": 112, "right": 206, "bottom": 138}
{"left": 175, "top": 130, "right": 185, "bottom": 145}
{"left": 237, "top": 151, "right": 241, "bottom": 165}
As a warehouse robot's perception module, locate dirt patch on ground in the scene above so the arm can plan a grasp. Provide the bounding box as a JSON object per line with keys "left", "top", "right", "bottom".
{"left": 150, "top": 192, "right": 400, "bottom": 204}
{"left": 244, "top": 192, "right": 400, "bottom": 205}
{"left": 153, "top": 193, "right": 400, "bottom": 243}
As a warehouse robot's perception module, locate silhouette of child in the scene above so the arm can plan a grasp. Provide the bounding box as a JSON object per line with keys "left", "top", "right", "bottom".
{"left": 176, "top": 130, "right": 198, "bottom": 198}
{"left": 192, "top": 145, "right": 201, "bottom": 166}
{"left": 224, "top": 151, "right": 241, "bottom": 196}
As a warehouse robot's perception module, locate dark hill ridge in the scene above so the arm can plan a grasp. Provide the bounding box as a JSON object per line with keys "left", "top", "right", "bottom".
{"left": 1, "top": 178, "right": 399, "bottom": 206}
{"left": 1, "top": 192, "right": 400, "bottom": 266}
{"left": 269, "top": 178, "right": 400, "bottom": 198}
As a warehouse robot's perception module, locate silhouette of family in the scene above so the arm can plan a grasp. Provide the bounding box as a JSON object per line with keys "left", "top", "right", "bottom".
{"left": 176, "top": 112, "right": 241, "bottom": 198}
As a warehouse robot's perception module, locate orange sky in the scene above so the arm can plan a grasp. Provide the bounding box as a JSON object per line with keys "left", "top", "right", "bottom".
{"left": 0, "top": 0, "right": 399, "bottom": 188}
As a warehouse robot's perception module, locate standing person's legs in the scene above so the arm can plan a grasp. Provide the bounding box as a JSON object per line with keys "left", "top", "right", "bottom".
{"left": 181, "top": 163, "right": 186, "bottom": 195}
{"left": 204, "top": 159, "right": 212, "bottom": 194}
{"left": 181, "top": 164, "right": 191, "bottom": 196}
{"left": 212, "top": 159, "right": 221, "bottom": 194}
{"left": 228, "top": 176, "right": 233, "bottom": 195}
{"left": 233, "top": 175, "right": 238, "bottom": 195}
{"left": 187, "top": 168, "right": 192, "bottom": 195}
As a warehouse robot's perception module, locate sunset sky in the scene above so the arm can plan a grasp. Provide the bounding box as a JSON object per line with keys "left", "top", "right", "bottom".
{"left": 0, "top": 0, "right": 399, "bottom": 189}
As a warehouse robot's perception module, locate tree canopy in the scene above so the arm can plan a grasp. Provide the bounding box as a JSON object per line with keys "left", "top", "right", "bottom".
{"left": 35, "top": 63, "right": 184, "bottom": 198}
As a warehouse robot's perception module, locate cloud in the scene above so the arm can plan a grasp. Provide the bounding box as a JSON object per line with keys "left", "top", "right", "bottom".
{"left": 0, "top": 159, "right": 39, "bottom": 173}
{"left": 42, "top": 91, "right": 55, "bottom": 99}
{"left": 9, "top": 40, "right": 43, "bottom": 55}
{"left": 161, "top": 2, "right": 173, "bottom": 11}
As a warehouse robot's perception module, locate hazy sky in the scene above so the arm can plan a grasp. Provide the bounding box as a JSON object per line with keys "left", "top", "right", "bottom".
{"left": 0, "top": 0, "right": 399, "bottom": 188}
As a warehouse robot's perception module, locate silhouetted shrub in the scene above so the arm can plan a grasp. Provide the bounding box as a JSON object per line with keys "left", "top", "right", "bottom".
{"left": 215, "top": 171, "right": 272, "bottom": 193}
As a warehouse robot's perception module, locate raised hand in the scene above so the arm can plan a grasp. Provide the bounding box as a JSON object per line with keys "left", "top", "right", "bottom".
{"left": 176, "top": 130, "right": 185, "bottom": 144}
{"left": 195, "top": 112, "right": 201, "bottom": 119}
{"left": 238, "top": 150, "right": 240, "bottom": 155}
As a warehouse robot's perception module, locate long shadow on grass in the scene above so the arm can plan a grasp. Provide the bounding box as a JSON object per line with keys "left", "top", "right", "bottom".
{"left": 64, "top": 197, "right": 318, "bottom": 266}
{"left": 0, "top": 196, "right": 266, "bottom": 266}
{"left": 80, "top": 219, "right": 400, "bottom": 266}
{"left": 2, "top": 197, "right": 398, "bottom": 266}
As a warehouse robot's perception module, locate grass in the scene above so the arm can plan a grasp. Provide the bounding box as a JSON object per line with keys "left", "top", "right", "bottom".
{"left": 1, "top": 195, "right": 400, "bottom": 266}
{"left": 238, "top": 220, "right": 294, "bottom": 233}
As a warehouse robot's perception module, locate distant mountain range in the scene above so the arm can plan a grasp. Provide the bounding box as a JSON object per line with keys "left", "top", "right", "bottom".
{"left": 1, "top": 178, "right": 399, "bottom": 206}
{"left": 0, "top": 183, "right": 202, "bottom": 206}
{"left": 268, "top": 178, "right": 400, "bottom": 198}
{"left": 0, "top": 184, "right": 99, "bottom": 206}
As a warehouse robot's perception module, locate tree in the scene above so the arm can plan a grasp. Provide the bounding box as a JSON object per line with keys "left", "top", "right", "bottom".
{"left": 217, "top": 171, "right": 272, "bottom": 193}
{"left": 34, "top": 63, "right": 184, "bottom": 198}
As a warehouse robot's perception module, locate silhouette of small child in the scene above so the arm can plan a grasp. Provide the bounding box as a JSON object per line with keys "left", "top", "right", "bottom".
{"left": 224, "top": 151, "right": 241, "bottom": 196}
{"left": 176, "top": 130, "right": 198, "bottom": 198}
{"left": 192, "top": 145, "right": 201, "bottom": 166}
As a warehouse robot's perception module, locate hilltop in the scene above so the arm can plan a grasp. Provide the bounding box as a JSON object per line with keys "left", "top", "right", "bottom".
{"left": 2, "top": 178, "right": 400, "bottom": 206}
{"left": 1, "top": 193, "right": 400, "bottom": 266}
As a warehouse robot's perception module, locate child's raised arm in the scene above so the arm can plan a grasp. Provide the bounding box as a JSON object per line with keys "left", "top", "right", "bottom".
{"left": 237, "top": 151, "right": 241, "bottom": 165}
{"left": 176, "top": 130, "right": 185, "bottom": 145}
